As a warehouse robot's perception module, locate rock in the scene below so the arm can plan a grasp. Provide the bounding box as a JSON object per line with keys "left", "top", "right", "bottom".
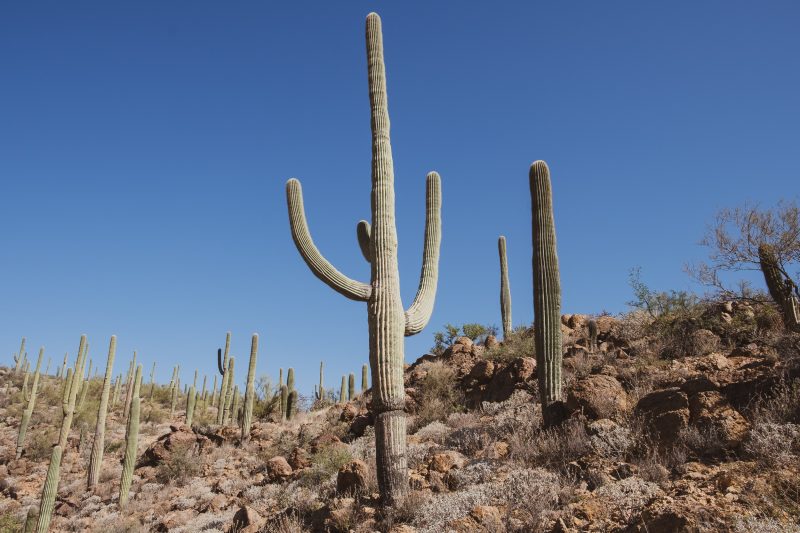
{"left": 139, "top": 425, "right": 208, "bottom": 467}
{"left": 467, "top": 360, "right": 495, "bottom": 384}
{"left": 451, "top": 336, "right": 474, "bottom": 352}
{"left": 687, "top": 391, "right": 750, "bottom": 448}
{"left": 588, "top": 418, "right": 632, "bottom": 457}
{"left": 564, "top": 345, "right": 590, "bottom": 359}
{"left": 635, "top": 388, "right": 690, "bottom": 444}
{"left": 568, "top": 314, "right": 589, "bottom": 330}
{"left": 339, "top": 402, "right": 359, "bottom": 422}
{"left": 471, "top": 505, "right": 504, "bottom": 529}
{"left": 349, "top": 414, "right": 373, "bottom": 438}
{"left": 484, "top": 335, "right": 499, "bottom": 350}
{"left": 566, "top": 374, "right": 628, "bottom": 420}
{"left": 289, "top": 447, "right": 311, "bottom": 470}
{"left": 266, "top": 456, "right": 292, "bottom": 482}
{"left": 429, "top": 450, "right": 467, "bottom": 473}
{"left": 336, "top": 460, "right": 369, "bottom": 494}
{"left": 484, "top": 357, "right": 536, "bottom": 402}
{"left": 690, "top": 329, "right": 721, "bottom": 356}
{"left": 230, "top": 505, "right": 265, "bottom": 533}
{"left": 159, "top": 509, "right": 196, "bottom": 530}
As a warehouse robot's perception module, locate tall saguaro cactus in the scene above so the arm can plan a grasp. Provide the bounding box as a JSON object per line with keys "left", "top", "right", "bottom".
{"left": 35, "top": 445, "right": 62, "bottom": 533}
{"left": 498, "top": 236, "right": 513, "bottom": 339}
{"left": 14, "top": 337, "right": 26, "bottom": 374}
{"left": 88, "top": 336, "right": 117, "bottom": 489}
{"left": 530, "top": 161, "right": 564, "bottom": 427}
{"left": 241, "top": 334, "right": 259, "bottom": 441}
{"left": 216, "top": 332, "right": 231, "bottom": 424}
{"left": 16, "top": 347, "right": 44, "bottom": 459}
{"left": 285, "top": 13, "right": 442, "bottom": 506}
{"left": 186, "top": 370, "right": 198, "bottom": 426}
{"left": 119, "top": 364, "right": 142, "bottom": 508}
{"left": 759, "top": 243, "right": 800, "bottom": 332}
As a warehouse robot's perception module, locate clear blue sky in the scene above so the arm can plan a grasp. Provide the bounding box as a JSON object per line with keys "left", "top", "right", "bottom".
{"left": 2, "top": 2, "right": 798, "bottom": 394}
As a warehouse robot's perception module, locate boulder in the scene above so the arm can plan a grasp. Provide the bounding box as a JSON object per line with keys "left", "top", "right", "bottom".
{"left": 635, "top": 388, "right": 690, "bottom": 444}
{"left": 428, "top": 450, "right": 467, "bottom": 473}
{"left": 336, "top": 460, "right": 369, "bottom": 494}
{"left": 566, "top": 374, "right": 628, "bottom": 420}
{"left": 266, "top": 456, "right": 292, "bottom": 482}
{"left": 687, "top": 391, "right": 750, "bottom": 448}
{"left": 484, "top": 357, "right": 536, "bottom": 403}
{"left": 230, "top": 505, "right": 265, "bottom": 533}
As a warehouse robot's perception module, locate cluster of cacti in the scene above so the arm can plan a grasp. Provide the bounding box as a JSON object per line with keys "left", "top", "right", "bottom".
{"left": 119, "top": 364, "right": 142, "bottom": 507}
{"left": 88, "top": 336, "right": 116, "bottom": 490}
{"left": 241, "top": 334, "right": 258, "bottom": 440}
{"left": 285, "top": 12, "right": 442, "bottom": 505}
{"left": 759, "top": 243, "right": 800, "bottom": 332}
{"left": 498, "top": 235, "right": 513, "bottom": 339}
{"left": 16, "top": 347, "right": 43, "bottom": 459}
{"left": 530, "top": 161, "right": 564, "bottom": 428}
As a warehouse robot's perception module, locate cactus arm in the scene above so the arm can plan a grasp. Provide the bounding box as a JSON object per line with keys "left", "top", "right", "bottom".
{"left": 286, "top": 178, "right": 372, "bottom": 302}
{"left": 403, "top": 172, "right": 442, "bottom": 336}
{"left": 357, "top": 220, "right": 372, "bottom": 262}
{"left": 530, "top": 161, "right": 564, "bottom": 426}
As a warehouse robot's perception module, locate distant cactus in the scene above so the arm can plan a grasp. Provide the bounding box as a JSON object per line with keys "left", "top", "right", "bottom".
{"left": 231, "top": 385, "right": 240, "bottom": 427}
{"left": 279, "top": 367, "right": 284, "bottom": 388}
{"left": 348, "top": 373, "right": 356, "bottom": 400}
{"left": 60, "top": 353, "right": 68, "bottom": 379}
{"left": 287, "top": 367, "right": 295, "bottom": 393}
{"left": 530, "top": 161, "right": 564, "bottom": 427}
{"left": 16, "top": 347, "right": 44, "bottom": 459}
{"left": 77, "top": 423, "right": 88, "bottom": 454}
{"left": 280, "top": 385, "right": 288, "bottom": 422}
{"left": 123, "top": 351, "right": 137, "bottom": 420}
{"left": 76, "top": 376, "right": 89, "bottom": 411}
{"left": 340, "top": 376, "right": 347, "bottom": 404}
{"left": 587, "top": 319, "right": 598, "bottom": 353}
{"left": 318, "top": 361, "right": 325, "bottom": 400}
{"left": 88, "top": 335, "right": 116, "bottom": 490}
{"left": 210, "top": 374, "right": 218, "bottom": 408}
{"left": 286, "top": 390, "right": 298, "bottom": 421}
{"left": 216, "top": 332, "right": 232, "bottom": 424}
{"left": 14, "top": 337, "right": 26, "bottom": 374}
{"left": 23, "top": 506, "right": 36, "bottom": 533}
{"left": 222, "top": 357, "right": 235, "bottom": 425}
{"left": 186, "top": 370, "right": 197, "bottom": 426}
{"left": 170, "top": 372, "right": 179, "bottom": 417}
{"left": 58, "top": 335, "right": 88, "bottom": 448}
{"left": 119, "top": 364, "right": 142, "bottom": 508}
{"left": 148, "top": 362, "right": 156, "bottom": 401}
{"left": 498, "top": 236, "right": 513, "bottom": 339}
{"left": 362, "top": 364, "right": 369, "bottom": 393}
{"left": 242, "top": 333, "right": 259, "bottom": 441}
{"left": 44, "top": 358, "right": 51, "bottom": 377}
{"left": 759, "top": 243, "right": 800, "bottom": 332}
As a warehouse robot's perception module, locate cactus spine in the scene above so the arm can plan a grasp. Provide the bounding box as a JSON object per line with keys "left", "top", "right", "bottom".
{"left": 498, "top": 235, "right": 513, "bottom": 339}
{"left": 119, "top": 364, "right": 142, "bottom": 508}
{"left": 186, "top": 370, "right": 198, "bottom": 426}
{"left": 759, "top": 243, "right": 800, "bottom": 332}
{"left": 14, "top": 337, "right": 26, "bottom": 373}
{"left": 286, "top": 390, "right": 298, "bottom": 421}
{"left": 35, "top": 445, "right": 63, "bottom": 532}
{"left": 16, "top": 347, "right": 44, "bottom": 459}
{"left": 242, "top": 334, "right": 259, "bottom": 441}
{"left": 87, "top": 336, "right": 116, "bottom": 489}
{"left": 285, "top": 14, "right": 442, "bottom": 505}
{"left": 216, "top": 332, "right": 231, "bottom": 424}
{"left": 530, "top": 161, "right": 564, "bottom": 427}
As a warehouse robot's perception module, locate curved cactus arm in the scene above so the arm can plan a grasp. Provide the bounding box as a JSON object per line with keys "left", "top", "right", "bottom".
{"left": 404, "top": 172, "right": 442, "bottom": 336}
{"left": 286, "top": 178, "right": 372, "bottom": 302}
{"left": 356, "top": 220, "right": 372, "bottom": 262}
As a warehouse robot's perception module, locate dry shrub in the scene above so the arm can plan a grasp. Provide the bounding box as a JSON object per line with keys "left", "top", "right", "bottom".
{"left": 413, "top": 361, "right": 463, "bottom": 429}
{"left": 141, "top": 404, "right": 168, "bottom": 425}
{"left": 155, "top": 441, "right": 200, "bottom": 486}
{"left": 299, "top": 446, "right": 353, "bottom": 487}
{"left": 26, "top": 426, "right": 58, "bottom": 461}
{"left": 485, "top": 326, "right": 535, "bottom": 361}
{"left": 264, "top": 512, "right": 306, "bottom": 533}
{"left": 509, "top": 418, "right": 592, "bottom": 469}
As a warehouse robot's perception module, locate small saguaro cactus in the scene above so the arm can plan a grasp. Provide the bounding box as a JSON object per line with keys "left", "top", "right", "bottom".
{"left": 498, "top": 236, "right": 513, "bottom": 339}
{"left": 45, "top": 357, "right": 51, "bottom": 377}
{"left": 759, "top": 243, "right": 800, "bottom": 332}
{"left": 60, "top": 353, "right": 68, "bottom": 379}
{"left": 587, "top": 319, "right": 598, "bottom": 353}
{"left": 318, "top": 361, "right": 325, "bottom": 400}
{"left": 287, "top": 367, "right": 295, "bottom": 393}
{"left": 242, "top": 333, "right": 259, "bottom": 441}
{"left": 285, "top": 13, "right": 442, "bottom": 506}
{"left": 123, "top": 351, "right": 137, "bottom": 420}
{"left": 211, "top": 374, "right": 218, "bottom": 408}
{"left": 340, "top": 375, "right": 347, "bottom": 404}
{"left": 149, "top": 362, "right": 156, "bottom": 401}
{"left": 88, "top": 335, "right": 117, "bottom": 490}
{"left": 216, "top": 332, "right": 232, "bottom": 424}
{"left": 58, "top": 336, "right": 88, "bottom": 448}
{"left": 14, "top": 337, "right": 26, "bottom": 373}
{"left": 119, "top": 364, "right": 142, "bottom": 508}
{"left": 286, "top": 390, "right": 298, "bottom": 421}
{"left": 186, "top": 370, "right": 198, "bottom": 426}
{"left": 16, "top": 347, "right": 44, "bottom": 459}
{"left": 231, "top": 386, "right": 240, "bottom": 426}
{"left": 280, "top": 385, "right": 288, "bottom": 422}
{"left": 362, "top": 364, "right": 369, "bottom": 393}
{"left": 348, "top": 373, "right": 356, "bottom": 400}
{"left": 530, "top": 161, "right": 564, "bottom": 427}
{"left": 222, "top": 357, "right": 235, "bottom": 425}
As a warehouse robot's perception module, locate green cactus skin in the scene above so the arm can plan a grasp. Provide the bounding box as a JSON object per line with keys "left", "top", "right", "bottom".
{"left": 759, "top": 243, "right": 800, "bottom": 332}
{"left": 222, "top": 357, "right": 235, "bottom": 425}
{"left": 242, "top": 334, "right": 259, "bottom": 441}
{"left": 318, "top": 361, "right": 325, "bottom": 401}
{"left": 279, "top": 367, "right": 283, "bottom": 388}
{"left": 340, "top": 376, "right": 347, "bottom": 404}
{"left": 123, "top": 351, "right": 137, "bottom": 420}
{"left": 77, "top": 423, "right": 88, "bottom": 454}
{"left": 231, "top": 385, "right": 240, "bottom": 426}
{"left": 21, "top": 370, "right": 30, "bottom": 402}
{"left": 200, "top": 374, "right": 207, "bottom": 401}
{"left": 285, "top": 13, "right": 441, "bottom": 507}
{"left": 148, "top": 362, "right": 156, "bottom": 401}
{"left": 88, "top": 336, "right": 117, "bottom": 489}
{"left": 112, "top": 375, "right": 121, "bottom": 409}
{"left": 361, "top": 364, "right": 369, "bottom": 392}
{"left": 14, "top": 337, "right": 26, "bottom": 374}
{"left": 530, "top": 161, "right": 564, "bottom": 427}
{"left": 23, "top": 506, "right": 36, "bottom": 533}
{"left": 186, "top": 370, "right": 198, "bottom": 426}
{"left": 35, "top": 445, "right": 63, "bottom": 533}
{"left": 498, "top": 235, "right": 513, "bottom": 340}
{"left": 60, "top": 353, "right": 68, "bottom": 380}
{"left": 348, "top": 373, "right": 356, "bottom": 400}
{"left": 16, "top": 347, "right": 44, "bottom": 459}
{"left": 119, "top": 364, "right": 142, "bottom": 508}
{"left": 215, "top": 332, "right": 231, "bottom": 424}
{"left": 280, "top": 385, "right": 288, "bottom": 422}
{"left": 58, "top": 335, "right": 88, "bottom": 449}
{"left": 286, "top": 390, "right": 298, "bottom": 421}
{"left": 210, "top": 374, "right": 218, "bottom": 408}
{"left": 170, "top": 373, "right": 179, "bottom": 417}
{"left": 76, "top": 376, "right": 89, "bottom": 411}
{"left": 287, "top": 367, "right": 295, "bottom": 392}
{"left": 587, "top": 319, "right": 598, "bottom": 354}
{"left": 45, "top": 358, "right": 51, "bottom": 377}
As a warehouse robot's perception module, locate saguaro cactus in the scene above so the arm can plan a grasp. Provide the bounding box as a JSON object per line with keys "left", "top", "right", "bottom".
{"left": 286, "top": 390, "right": 298, "bottom": 421}
{"left": 88, "top": 336, "right": 117, "bottom": 489}
{"left": 186, "top": 370, "right": 198, "bottom": 426}
{"left": 60, "top": 353, "right": 68, "bottom": 379}
{"left": 59, "top": 336, "right": 87, "bottom": 448}
{"left": 318, "top": 361, "right": 325, "bottom": 401}
{"left": 222, "top": 357, "right": 235, "bottom": 425}
{"left": 362, "top": 364, "right": 369, "bottom": 392}
{"left": 348, "top": 373, "right": 356, "bottom": 400}
{"left": 14, "top": 337, "right": 26, "bottom": 374}
{"left": 112, "top": 375, "right": 121, "bottom": 408}
{"left": 149, "top": 362, "right": 156, "bottom": 401}
{"left": 242, "top": 333, "right": 259, "bottom": 441}
{"left": 280, "top": 385, "right": 288, "bottom": 422}
{"left": 216, "top": 332, "right": 231, "bottom": 424}
{"left": 759, "top": 243, "right": 800, "bottom": 332}
{"left": 498, "top": 236, "right": 513, "bottom": 339}
{"left": 123, "top": 351, "right": 137, "bottom": 420}
{"left": 16, "top": 347, "right": 44, "bottom": 459}
{"left": 530, "top": 161, "right": 564, "bottom": 427}
{"left": 287, "top": 367, "right": 295, "bottom": 393}
{"left": 210, "top": 374, "right": 218, "bottom": 408}
{"left": 340, "top": 375, "right": 347, "bottom": 404}
{"left": 285, "top": 13, "right": 442, "bottom": 505}
{"left": 119, "top": 364, "right": 142, "bottom": 508}
{"left": 35, "top": 445, "right": 63, "bottom": 532}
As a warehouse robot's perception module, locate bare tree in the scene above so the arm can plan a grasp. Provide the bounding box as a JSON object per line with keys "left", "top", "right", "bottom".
{"left": 687, "top": 200, "right": 800, "bottom": 329}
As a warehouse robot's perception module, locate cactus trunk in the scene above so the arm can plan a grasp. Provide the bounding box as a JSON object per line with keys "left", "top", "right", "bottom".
{"left": 498, "top": 235, "right": 513, "bottom": 339}
{"left": 35, "top": 445, "right": 63, "bottom": 533}
{"left": 362, "top": 364, "right": 369, "bottom": 392}
{"left": 14, "top": 337, "right": 26, "bottom": 374}
{"left": 759, "top": 243, "right": 800, "bottom": 332}
{"left": 348, "top": 373, "right": 355, "bottom": 400}
{"left": 88, "top": 336, "right": 117, "bottom": 489}
{"left": 280, "top": 385, "right": 288, "bottom": 422}
{"left": 530, "top": 161, "right": 564, "bottom": 427}
{"left": 241, "top": 334, "right": 258, "bottom": 441}
{"left": 222, "top": 357, "right": 235, "bottom": 425}
{"left": 16, "top": 347, "right": 44, "bottom": 459}
{"left": 215, "top": 332, "right": 231, "bottom": 424}
{"left": 286, "top": 390, "right": 298, "bottom": 421}
{"left": 119, "top": 364, "right": 142, "bottom": 508}
{"left": 58, "top": 335, "right": 88, "bottom": 449}
{"left": 186, "top": 370, "right": 198, "bottom": 426}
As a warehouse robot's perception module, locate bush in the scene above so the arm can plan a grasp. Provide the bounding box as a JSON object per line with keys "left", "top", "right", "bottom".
{"left": 412, "top": 361, "right": 463, "bottom": 429}
{"left": 27, "top": 427, "right": 58, "bottom": 461}
{"left": 509, "top": 418, "right": 592, "bottom": 470}
{"left": 0, "top": 512, "right": 23, "bottom": 533}
{"left": 299, "top": 446, "right": 353, "bottom": 488}
{"left": 431, "top": 323, "right": 496, "bottom": 355}
{"left": 155, "top": 441, "right": 200, "bottom": 486}
{"left": 484, "top": 326, "right": 535, "bottom": 361}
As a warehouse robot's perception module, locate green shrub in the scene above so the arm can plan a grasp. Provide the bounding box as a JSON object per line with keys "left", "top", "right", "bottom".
{"left": 412, "top": 361, "right": 463, "bottom": 430}
{"left": 0, "top": 512, "right": 22, "bottom": 533}
{"left": 484, "top": 326, "right": 535, "bottom": 361}
{"left": 430, "top": 323, "right": 497, "bottom": 355}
